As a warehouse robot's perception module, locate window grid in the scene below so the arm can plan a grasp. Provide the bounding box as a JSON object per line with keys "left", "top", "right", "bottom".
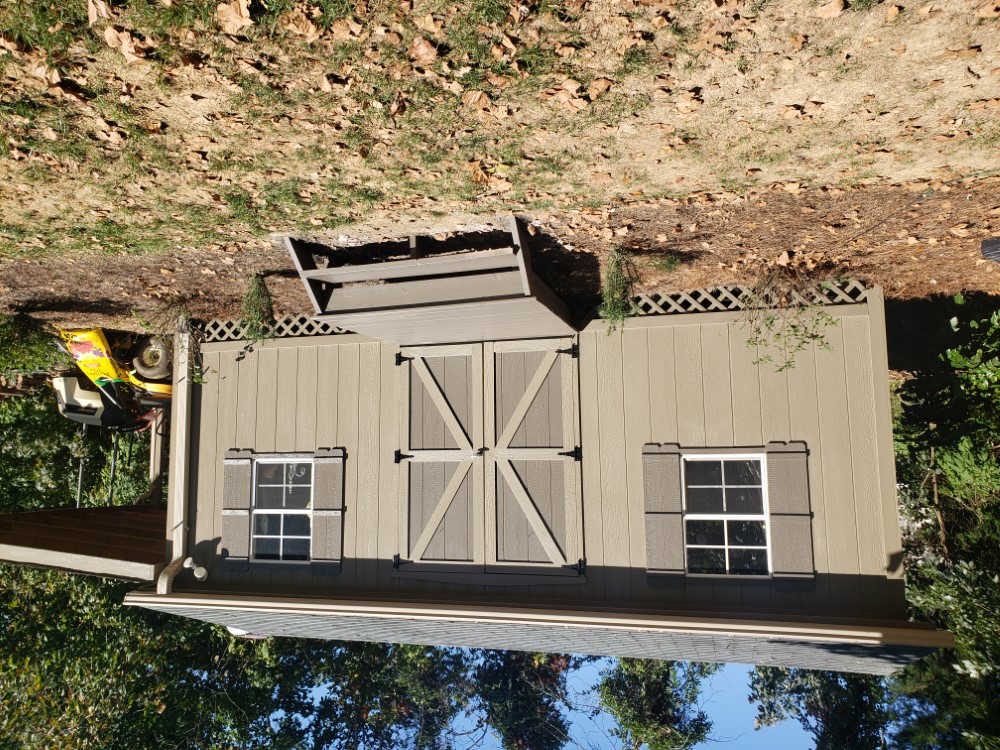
{"left": 682, "top": 454, "right": 771, "bottom": 577}
{"left": 251, "top": 460, "right": 313, "bottom": 562}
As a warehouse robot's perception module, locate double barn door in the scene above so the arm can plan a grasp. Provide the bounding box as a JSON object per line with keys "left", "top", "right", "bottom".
{"left": 397, "top": 339, "right": 582, "bottom": 576}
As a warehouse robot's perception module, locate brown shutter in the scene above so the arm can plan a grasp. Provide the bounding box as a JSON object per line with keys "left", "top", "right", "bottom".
{"left": 312, "top": 447, "right": 345, "bottom": 562}
{"left": 221, "top": 449, "right": 252, "bottom": 561}
{"left": 643, "top": 443, "right": 685, "bottom": 575}
{"left": 766, "top": 441, "right": 814, "bottom": 578}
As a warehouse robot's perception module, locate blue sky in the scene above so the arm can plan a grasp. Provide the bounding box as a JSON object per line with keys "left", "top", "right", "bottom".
{"left": 458, "top": 658, "right": 814, "bottom": 750}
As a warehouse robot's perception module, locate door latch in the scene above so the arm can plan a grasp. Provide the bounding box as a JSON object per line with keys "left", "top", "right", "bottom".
{"left": 558, "top": 446, "right": 582, "bottom": 461}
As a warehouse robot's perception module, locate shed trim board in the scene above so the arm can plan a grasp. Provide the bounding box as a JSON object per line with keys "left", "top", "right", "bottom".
{"left": 124, "top": 591, "right": 952, "bottom": 649}
{"left": 2, "top": 544, "right": 161, "bottom": 581}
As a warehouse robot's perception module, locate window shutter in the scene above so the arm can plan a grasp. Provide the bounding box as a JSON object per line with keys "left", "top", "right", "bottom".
{"left": 312, "top": 448, "right": 345, "bottom": 562}
{"left": 643, "top": 443, "right": 685, "bottom": 575}
{"left": 221, "top": 449, "right": 252, "bottom": 561}
{"left": 766, "top": 441, "right": 814, "bottom": 578}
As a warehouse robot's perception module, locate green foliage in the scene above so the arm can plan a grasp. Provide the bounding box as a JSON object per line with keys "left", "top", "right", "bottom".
{"left": 647, "top": 254, "right": 681, "bottom": 273}
{"left": 474, "top": 650, "right": 575, "bottom": 750}
{"left": 0, "top": 315, "right": 70, "bottom": 376}
{"left": 240, "top": 272, "right": 275, "bottom": 345}
{"left": 848, "top": 0, "right": 883, "bottom": 10}
{"left": 600, "top": 246, "right": 638, "bottom": 333}
{"left": 739, "top": 272, "right": 838, "bottom": 372}
{"left": 749, "top": 667, "right": 890, "bottom": 750}
{"left": 598, "top": 659, "right": 718, "bottom": 749}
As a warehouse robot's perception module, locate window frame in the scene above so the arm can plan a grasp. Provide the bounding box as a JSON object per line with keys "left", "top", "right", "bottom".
{"left": 250, "top": 457, "right": 315, "bottom": 563}
{"left": 681, "top": 453, "right": 773, "bottom": 578}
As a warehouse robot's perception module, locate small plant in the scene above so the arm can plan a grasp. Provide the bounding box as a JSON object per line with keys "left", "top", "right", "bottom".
{"left": 0, "top": 315, "right": 71, "bottom": 377}
{"left": 647, "top": 255, "right": 680, "bottom": 273}
{"left": 599, "top": 247, "right": 639, "bottom": 333}
{"left": 738, "top": 266, "right": 839, "bottom": 372}
{"left": 240, "top": 272, "right": 275, "bottom": 346}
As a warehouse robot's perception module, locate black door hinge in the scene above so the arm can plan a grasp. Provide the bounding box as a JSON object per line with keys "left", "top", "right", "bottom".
{"left": 556, "top": 342, "right": 578, "bottom": 358}
{"left": 395, "top": 449, "right": 413, "bottom": 463}
{"left": 571, "top": 558, "right": 586, "bottom": 576}
{"left": 558, "top": 446, "right": 582, "bottom": 461}
{"left": 395, "top": 353, "right": 413, "bottom": 366}
{"left": 393, "top": 554, "right": 404, "bottom": 569}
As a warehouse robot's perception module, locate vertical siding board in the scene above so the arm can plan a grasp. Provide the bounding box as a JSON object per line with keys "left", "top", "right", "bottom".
{"left": 356, "top": 342, "right": 381, "bottom": 589}
{"left": 673, "top": 325, "right": 706, "bottom": 447}
{"left": 729, "top": 325, "right": 763, "bottom": 448}
{"left": 337, "top": 344, "right": 361, "bottom": 587}
{"left": 275, "top": 347, "right": 298, "bottom": 453}
{"left": 235, "top": 348, "right": 258, "bottom": 448}
{"left": 295, "top": 346, "right": 318, "bottom": 453}
{"left": 844, "top": 316, "right": 888, "bottom": 613}
{"left": 701, "top": 324, "right": 734, "bottom": 447}
{"left": 623, "top": 328, "right": 653, "bottom": 599}
{"left": 759, "top": 358, "right": 791, "bottom": 444}
{"left": 254, "top": 347, "right": 279, "bottom": 453}
{"left": 212, "top": 353, "right": 240, "bottom": 587}
{"left": 647, "top": 327, "right": 678, "bottom": 443}
{"left": 597, "top": 331, "right": 630, "bottom": 599}
{"left": 784, "top": 342, "right": 828, "bottom": 611}
{"left": 194, "top": 352, "right": 220, "bottom": 571}
{"left": 377, "top": 345, "right": 399, "bottom": 592}
{"left": 316, "top": 345, "right": 340, "bottom": 450}
{"left": 578, "top": 331, "right": 605, "bottom": 598}
{"left": 815, "top": 323, "right": 863, "bottom": 611}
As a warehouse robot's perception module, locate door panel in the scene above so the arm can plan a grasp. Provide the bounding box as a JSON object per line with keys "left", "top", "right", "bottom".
{"left": 398, "top": 339, "right": 581, "bottom": 576}
{"left": 399, "top": 345, "right": 483, "bottom": 570}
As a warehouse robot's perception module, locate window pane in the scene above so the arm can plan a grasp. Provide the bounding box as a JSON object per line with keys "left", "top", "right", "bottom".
{"left": 256, "top": 486, "right": 284, "bottom": 509}
{"left": 688, "top": 548, "right": 726, "bottom": 574}
{"left": 256, "top": 464, "right": 283, "bottom": 484}
{"left": 253, "top": 538, "right": 280, "bottom": 560}
{"left": 728, "top": 520, "right": 767, "bottom": 547}
{"left": 686, "top": 520, "right": 724, "bottom": 546}
{"left": 685, "top": 460, "right": 722, "bottom": 486}
{"left": 285, "top": 485, "right": 311, "bottom": 509}
{"left": 724, "top": 460, "right": 761, "bottom": 486}
{"left": 254, "top": 513, "right": 281, "bottom": 536}
{"left": 286, "top": 463, "right": 312, "bottom": 485}
{"left": 686, "top": 487, "right": 724, "bottom": 513}
{"left": 729, "top": 548, "right": 768, "bottom": 575}
{"left": 283, "top": 514, "right": 311, "bottom": 537}
{"left": 726, "top": 487, "right": 764, "bottom": 514}
{"left": 283, "top": 538, "right": 310, "bottom": 561}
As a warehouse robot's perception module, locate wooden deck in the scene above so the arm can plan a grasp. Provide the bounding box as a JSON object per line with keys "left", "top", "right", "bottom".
{"left": 182, "top": 292, "right": 904, "bottom": 621}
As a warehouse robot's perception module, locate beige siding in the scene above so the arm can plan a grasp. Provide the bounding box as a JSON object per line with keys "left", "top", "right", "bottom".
{"left": 183, "top": 301, "right": 905, "bottom": 621}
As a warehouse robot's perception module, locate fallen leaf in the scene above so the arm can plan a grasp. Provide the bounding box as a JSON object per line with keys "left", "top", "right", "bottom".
{"left": 27, "top": 62, "right": 60, "bottom": 85}
{"left": 87, "top": 0, "right": 112, "bottom": 26}
{"left": 414, "top": 13, "right": 443, "bottom": 34}
{"left": 461, "top": 89, "right": 491, "bottom": 109}
{"left": 587, "top": 77, "right": 612, "bottom": 100}
{"left": 789, "top": 33, "right": 807, "bottom": 51}
{"left": 885, "top": 4, "right": 901, "bottom": 20}
{"left": 561, "top": 78, "right": 582, "bottom": 94}
{"left": 103, "top": 26, "right": 144, "bottom": 64}
{"left": 815, "top": 0, "right": 845, "bottom": 18}
{"left": 675, "top": 87, "right": 703, "bottom": 113}
{"left": 278, "top": 10, "right": 320, "bottom": 42}
{"left": 216, "top": 0, "right": 252, "bottom": 36}
{"left": 407, "top": 36, "right": 437, "bottom": 65}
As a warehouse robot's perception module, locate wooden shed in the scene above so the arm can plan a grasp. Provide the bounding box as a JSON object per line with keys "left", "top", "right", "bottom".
{"left": 126, "top": 280, "right": 953, "bottom": 674}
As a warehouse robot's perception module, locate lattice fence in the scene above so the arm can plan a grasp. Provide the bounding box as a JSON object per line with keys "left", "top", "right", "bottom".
{"left": 194, "top": 315, "right": 348, "bottom": 343}
{"left": 632, "top": 278, "right": 868, "bottom": 316}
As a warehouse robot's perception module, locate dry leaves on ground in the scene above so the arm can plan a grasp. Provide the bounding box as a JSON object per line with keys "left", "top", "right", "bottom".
{"left": 217, "top": 0, "right": 253, "bottom": 36}
{"left": 102, "top": 27, "right": 143, "bottom": 64}
{"left": 87, "top": 0, "right": 112, "bottom": 26}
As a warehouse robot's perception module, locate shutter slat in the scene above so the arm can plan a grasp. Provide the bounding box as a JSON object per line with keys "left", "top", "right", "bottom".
{"left": 313, "top": 448, "right": 345, "bottom": 561}
{"left": 766, "top": 441, "right": 814, "bottom": 577}
{"left": 312, "top": 511, "right": 343, "bottom": 562}
{"left": 222, "top": 449, "right": 252, "bottom": 510}
{"left": 314, "top": 447, "right": 345, "bottom": 511}
{"left": 643, "top": 444, "right": 684, "bottom": 574}
{"left": 220, "top": 509, "right": 250, "bottom": 561}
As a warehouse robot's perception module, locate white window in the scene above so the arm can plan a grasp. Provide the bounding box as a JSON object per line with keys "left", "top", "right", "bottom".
{"left": 251, "top": 460, "right": 313, "bottom": 561}
{"left": 682, "top": 455, "right": 770, "bottom": 576}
